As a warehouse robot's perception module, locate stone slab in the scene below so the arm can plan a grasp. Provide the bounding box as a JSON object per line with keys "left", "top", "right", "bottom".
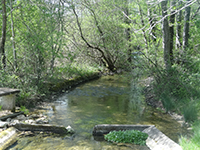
{"left": 93, "top": 124, "right": 153, "bottom": 136}
{"left": 0, "top": 88, "right": 20, "bottom": 96}
{"left": 143, "top": 126, "right": 182, "bottom": 150}
{"left": 0, "top": 95, "right": 16, "bottom": 111}
{"left": 0, "top": 127, "right": 18, "bottom": 150}
{"left": 0, "top": 88, "right": 20, "bottom": 111}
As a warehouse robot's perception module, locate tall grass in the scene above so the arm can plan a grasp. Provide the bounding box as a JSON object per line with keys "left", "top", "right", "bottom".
{"left": 180, "top": 120, "right": 200, "bottom": 150}
{"left": 54, "top": 63, "right": 99, "bottom": 79}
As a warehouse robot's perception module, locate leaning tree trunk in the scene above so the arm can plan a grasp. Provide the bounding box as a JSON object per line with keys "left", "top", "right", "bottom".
{"left": 161, "top": 0, "right": 171, "bottom": 71}
{"left": 0, "top": 0, "right": 7, "bottom": 69}
{"left": 183, "top": 0, "right": 191, "bottom": 51}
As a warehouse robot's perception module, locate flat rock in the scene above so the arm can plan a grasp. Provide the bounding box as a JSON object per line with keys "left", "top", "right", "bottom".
{"left": 0, "top": 121, "right": 9, "bottom": 128}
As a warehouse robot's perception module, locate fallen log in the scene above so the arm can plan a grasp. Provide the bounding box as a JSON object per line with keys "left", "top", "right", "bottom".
{"left": 12, "top": 123, "right": 74, "bottom": 134}
{"left": 0, "top": 111, "right": 24, "bottom": 121}
{"left": 0, "top": 127, "right": 18, "bottom": 150}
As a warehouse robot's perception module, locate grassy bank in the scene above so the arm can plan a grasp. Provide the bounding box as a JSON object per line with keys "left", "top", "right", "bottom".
{"left": 0, "top": 63, "right": 100, "bottom": 108}
{"left": 180, "top": 120, "right": 200, "bottom": 150}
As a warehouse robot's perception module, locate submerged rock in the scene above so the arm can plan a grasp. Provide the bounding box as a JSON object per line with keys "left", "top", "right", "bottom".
{"left": 16, "top": 114, "right": 27, "bottom": 121}
{"left": 36, "top": 117, "right": 49, "bottom": 124}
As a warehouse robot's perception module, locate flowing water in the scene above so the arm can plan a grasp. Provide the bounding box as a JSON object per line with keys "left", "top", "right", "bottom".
{"left": 9, "top": 75, "right": 187, "bottom": 150}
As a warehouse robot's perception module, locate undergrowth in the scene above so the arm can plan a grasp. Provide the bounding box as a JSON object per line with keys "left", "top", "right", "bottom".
{"left": 0, "top": 63, "right": 99, "bottom": 108}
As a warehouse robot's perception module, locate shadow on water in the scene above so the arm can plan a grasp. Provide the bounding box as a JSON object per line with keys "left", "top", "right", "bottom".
{"left": 9, "top": 75, "right": 187, "bottom": 150}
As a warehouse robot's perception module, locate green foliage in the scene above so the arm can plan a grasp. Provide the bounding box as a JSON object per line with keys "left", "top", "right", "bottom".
{"left": 16, "top": 91, "right": 32, "bottom": 107}
{"left": 0, "top": 105, "right": 2, "bottom": 111}
{"left": 149, "top": 63, "right": 200, "bottom": 114}
{"left": 20, "top": 106, "right": 29, "bottom": 115}
{"left": 104, "top": 130, "right": 148, "bottom": 146}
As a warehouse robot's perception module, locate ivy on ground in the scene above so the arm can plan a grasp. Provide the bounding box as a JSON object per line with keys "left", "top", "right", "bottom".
{"left": 104, "top": 130, "right": 148, "bottom": 146}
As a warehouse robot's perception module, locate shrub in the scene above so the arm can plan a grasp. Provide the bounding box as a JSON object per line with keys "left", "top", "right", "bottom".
{"left": 183, "top": 102, "right": 198, "bottom": 123}
{"left": 104, "top": 130, "right": 148, "bottom": 146}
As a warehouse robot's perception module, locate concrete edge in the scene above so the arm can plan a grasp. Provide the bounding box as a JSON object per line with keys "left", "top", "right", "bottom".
{"left": 92, "top": 124, "right": 183, "bottom": 150}
{"left": 0, "top": 127, "right": 18, "bottom": 150}
{"left": 142, "top": 126, "right": 183, "bottom": 150}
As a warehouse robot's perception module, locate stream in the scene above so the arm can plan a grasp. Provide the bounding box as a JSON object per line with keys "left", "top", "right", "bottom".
{"left": 9, "top": 75, "right": 187, "bottom": 150}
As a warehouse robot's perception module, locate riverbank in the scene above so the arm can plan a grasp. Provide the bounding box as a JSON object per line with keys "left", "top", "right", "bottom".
{"left": 0, "top": 73, "right": 191, "bottom": 149}
{"left": 15, "top": 71, "right": 101, "bottom": 108}
{"left": 142, "top": 76, "right": 200, "bottom": 150}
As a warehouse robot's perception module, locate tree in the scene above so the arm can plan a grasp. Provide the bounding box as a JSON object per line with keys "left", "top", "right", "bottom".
{"left": 0, "top": 0, "right": 7, "bottom": 69}
{"left": 183, "top": 0, "right": 191, "bottom": 51}
{"left": 161, "top": 0, "right": 171, "bottom": 71}
{"left": 169, "top": 0, "right": 176, "bottom": 64}
{"left": 69, "top": 0, "right": 128, "bottom": 71}
{"left": 176, "top": 0, "right": 183, "bottom": 50}
{"left": 123, "top": 0, "right": 132, "bottom": 62}
{"left": 9, "top": 0, "right": 17, "bottom": 70}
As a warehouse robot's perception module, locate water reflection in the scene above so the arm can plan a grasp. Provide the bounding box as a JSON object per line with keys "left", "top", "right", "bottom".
{"left": 10, "top": 75, "right": 186, "bottom": 150}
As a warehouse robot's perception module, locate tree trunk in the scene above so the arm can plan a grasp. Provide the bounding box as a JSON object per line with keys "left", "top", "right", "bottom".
{"left": 176, "top": 0, "right": 182, "bottom": 50}
{"left": 0, "top": 0, "right": 7, "bottom": 69}
{"left": 10, "top": 0, "right": 17, "bottom": 71}
{"left": 169, "top": 0, "right": 176, "bottom": 65}
{"left": 161, "top": 0, "right": 171, "bottom": 71}
{"left": 183, "top": 0, "right": 191, "bottom": 51}
{"left": 123, "top": 0, "right": 131, "bottom": 62}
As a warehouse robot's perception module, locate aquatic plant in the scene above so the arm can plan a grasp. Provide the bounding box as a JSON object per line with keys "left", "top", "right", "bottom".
{"left": 104, "top": 130, "right": 148, "bottom": 146}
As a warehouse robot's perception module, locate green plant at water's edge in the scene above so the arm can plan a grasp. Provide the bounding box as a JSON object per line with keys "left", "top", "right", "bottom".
{"left": 104, "top": 130, "right": 148, "bottom": 146}
{"left": 180, "top": 120, "right": 200, "bottom": 150}
{"left": 20, "top": 106, "right": 29, "bottom": 115}
{"left": 0, "top": 105, "right": 2, "bottom": 111}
